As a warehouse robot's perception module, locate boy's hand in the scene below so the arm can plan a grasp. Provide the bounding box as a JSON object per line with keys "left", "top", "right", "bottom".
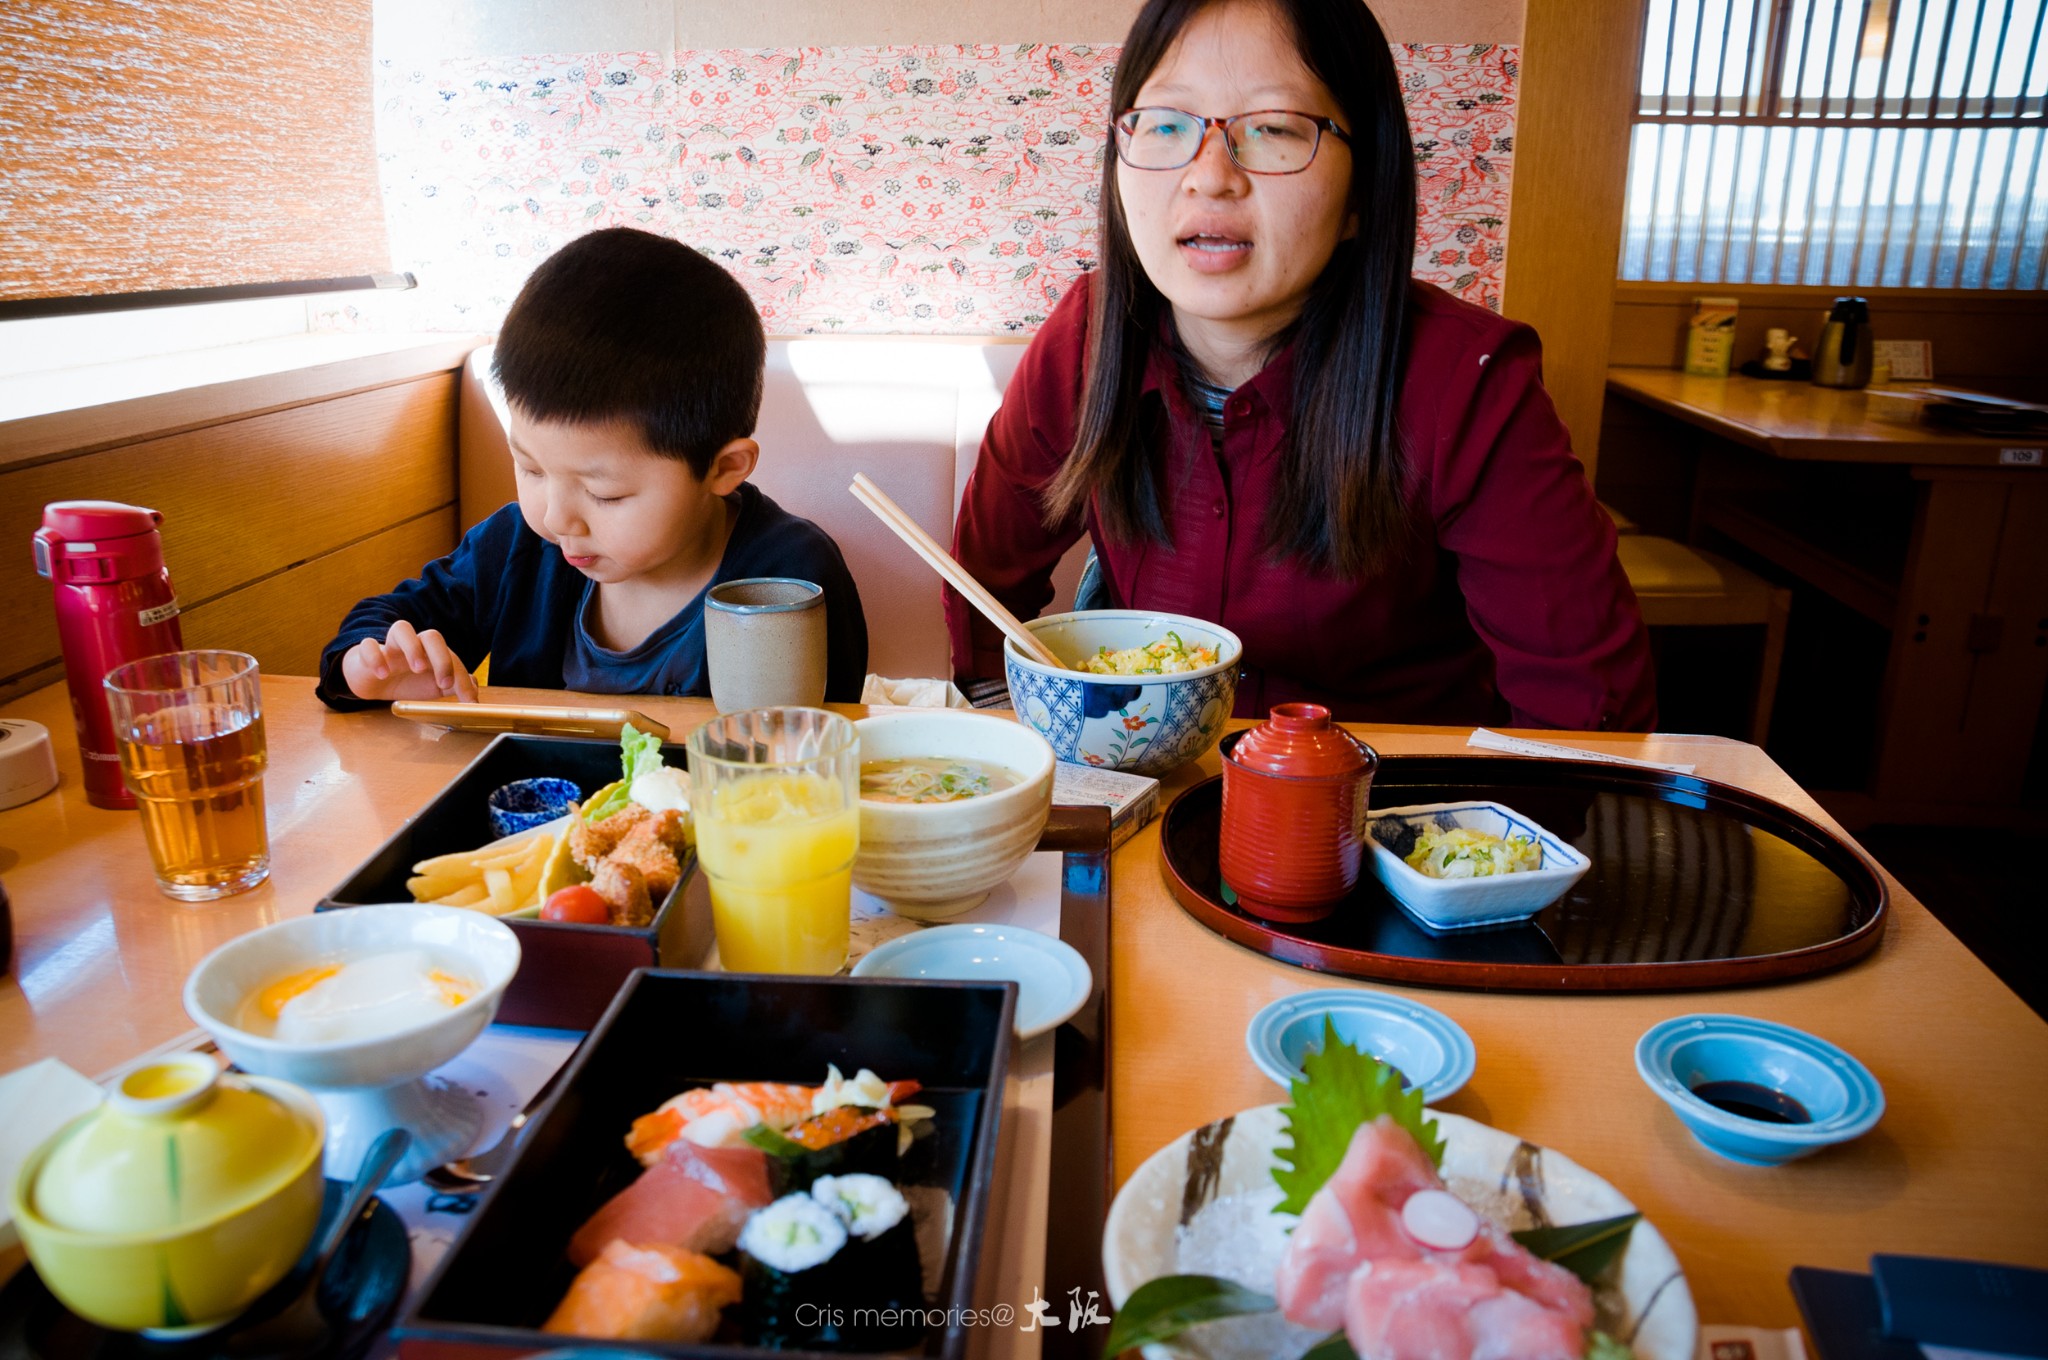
{"left": 341, "top": 621, "right": 480, "bottom": 703}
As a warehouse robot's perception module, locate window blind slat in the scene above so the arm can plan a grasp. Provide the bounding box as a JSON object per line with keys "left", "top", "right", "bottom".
{"left": 1622, "top": 0, "right": 2046, "bottom": 287}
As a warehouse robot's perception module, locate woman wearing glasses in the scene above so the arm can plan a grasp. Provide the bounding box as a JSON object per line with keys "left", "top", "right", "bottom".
{"left": 948, "top": 0, "right": 1655, "bottom": 730}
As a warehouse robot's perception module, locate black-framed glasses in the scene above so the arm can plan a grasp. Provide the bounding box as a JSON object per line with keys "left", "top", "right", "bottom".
{"left": 1113, "top": 107, "right": 1351, "bottom": 175}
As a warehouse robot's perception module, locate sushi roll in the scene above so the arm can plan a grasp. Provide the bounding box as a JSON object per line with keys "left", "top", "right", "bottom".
{"left": 738, "top": 1193, "right": 851, "bottom": 1349}
{"left": 811, "top": 1175, "right": 924, "bottom": 1351}
{"left": 810, "top": 1173, "right": 909, "bottom": 1241}
{"left": 738, "top": 1187, "right": 926, "bottom": 1351}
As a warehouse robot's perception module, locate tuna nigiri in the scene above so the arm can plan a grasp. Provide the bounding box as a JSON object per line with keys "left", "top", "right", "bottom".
{"left": 569, "top": 1139, "right": 774, "bottom": 1267}
{"left": 544, "top": 1240, "right": 741, "bottom": 1343}
{"left": 1273, "top": 1117, "right": 1594, "bottom": 1360}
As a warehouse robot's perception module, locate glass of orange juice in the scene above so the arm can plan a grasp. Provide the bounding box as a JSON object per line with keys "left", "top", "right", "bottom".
{"left": 687, "top": 707, "right": 858, "bottom": 974}
{"left": 103, "top": 650, "right": 270, "bottom": 901}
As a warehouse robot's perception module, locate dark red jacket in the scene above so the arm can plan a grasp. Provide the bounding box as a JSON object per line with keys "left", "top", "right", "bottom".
{"left": 947, "top": 273, "right": 1656, "bottom": 731}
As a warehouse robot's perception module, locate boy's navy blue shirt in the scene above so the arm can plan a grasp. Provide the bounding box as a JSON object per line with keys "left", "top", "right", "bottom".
{"left": 317, "top": 483, "right": 867, "bottom": 709}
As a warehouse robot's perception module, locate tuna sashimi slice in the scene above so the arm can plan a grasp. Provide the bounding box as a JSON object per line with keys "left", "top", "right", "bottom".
{"left": 1343, "top": 1260, "right": 1587, "bottom": 1360}
{"left": 1274, "top": 1116, "right": 1598, "bottom": 1359}
{"left": 568, "top": 1140, "right": 774, "bottom": 1266}
{"left": 1272, "top": 1116, "right": 1446, "bottom": 1329}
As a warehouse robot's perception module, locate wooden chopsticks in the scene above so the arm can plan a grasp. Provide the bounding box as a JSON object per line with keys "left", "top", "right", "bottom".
{"left": 848, "top": 473, "right": 1067, "bottom": 670}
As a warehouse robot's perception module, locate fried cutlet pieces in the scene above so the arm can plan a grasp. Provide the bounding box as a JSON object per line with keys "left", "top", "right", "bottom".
{"left": 590, "top": 859, "right": 654, "bottom": 927}
{"left": 570, "top": 802, "right": 647, "bottom": 865}
{"left": 609, "top": 809, "right": 690, "bottom": 899}
{"left": 572, "top": 806, "right": 692, "bottom": 925}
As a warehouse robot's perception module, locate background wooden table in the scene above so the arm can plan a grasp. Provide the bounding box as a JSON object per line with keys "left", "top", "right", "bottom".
{"left": 1606, "top": 367, "right": 2048, "bottom": 827}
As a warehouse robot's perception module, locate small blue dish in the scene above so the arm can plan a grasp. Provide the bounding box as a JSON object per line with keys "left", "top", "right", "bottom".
{"left": 1635, "top": 1014, "right": 1884, "bottom": 1166}
{"left": 487, "top": 777, "right": 583, "bottom": 839}
{"left": 852, "top": 925, "right": 1092, "bottom": 1040}
{"left": 1246, "top": 988, "right": 1476, "bottom": 1103}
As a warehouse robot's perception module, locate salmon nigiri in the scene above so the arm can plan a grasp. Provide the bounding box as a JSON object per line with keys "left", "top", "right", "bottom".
{"left": 544, "top": 1240, "right": 741, "bottom": 1343}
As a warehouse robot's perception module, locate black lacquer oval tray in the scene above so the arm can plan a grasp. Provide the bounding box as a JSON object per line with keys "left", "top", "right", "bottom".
{"left": 1161, "top": 747, "right": 1889, "bottom": 991}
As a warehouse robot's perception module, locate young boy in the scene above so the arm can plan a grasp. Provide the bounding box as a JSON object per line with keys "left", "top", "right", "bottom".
{"left": 318, "top": 228, "right": 867, "bottom": 709}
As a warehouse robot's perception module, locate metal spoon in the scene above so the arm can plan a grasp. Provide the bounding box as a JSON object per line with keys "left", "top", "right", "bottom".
{"left": 225, "top": 1127, "right": 411, "bottom": 1356}
{"left": 422, "top": 1053, "right": 573, "bottom": 1193}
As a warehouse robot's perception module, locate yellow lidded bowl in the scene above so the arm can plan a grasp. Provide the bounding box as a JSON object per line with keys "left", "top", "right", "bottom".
{"left": 10, "top": 1052, "right": 324, "bottom": 1335}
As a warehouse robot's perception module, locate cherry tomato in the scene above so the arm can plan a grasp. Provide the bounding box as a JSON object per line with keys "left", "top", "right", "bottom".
{"left": 541, "top": 884, "right": 609, "bottom": 924}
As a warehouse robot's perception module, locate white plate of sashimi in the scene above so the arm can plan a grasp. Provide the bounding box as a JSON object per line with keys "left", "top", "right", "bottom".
{"left": 1103, "top": 1105, "right": 1698, "bottom": 1360}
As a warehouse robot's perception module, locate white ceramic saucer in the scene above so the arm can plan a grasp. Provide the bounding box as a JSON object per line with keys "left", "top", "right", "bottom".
{"left": 851, "top": 924, "right": 1092, "bottom": 1040}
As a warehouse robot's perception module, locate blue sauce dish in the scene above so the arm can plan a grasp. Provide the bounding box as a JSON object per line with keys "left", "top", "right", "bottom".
{"left": 1635, "top": 1014, "right": 1884, "bottom": 1166}
{"left": 486, "top": 777, "right": 583, "bottom": 839}
{"left": 1247, "top": 988, "right": 1476, "bottom": 1104}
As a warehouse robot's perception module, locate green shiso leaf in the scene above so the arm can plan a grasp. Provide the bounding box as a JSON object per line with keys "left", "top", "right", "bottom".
{"left": 1299, "top": 1332, "right": 1359, "bottom": 1359}
{"left": 1511, "top": 1212, "right": 1642, "bottom": 1284}
{"left": 1273, "top": 1017, "right": 1444, "bottom": 1215}
{"left": 1099, "top": 1275, "right": 1275, "bottom": 1358}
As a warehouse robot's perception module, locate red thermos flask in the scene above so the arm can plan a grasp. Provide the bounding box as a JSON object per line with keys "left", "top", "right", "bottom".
{"left": 32, "top": 501, "right": 185, "bottom": 810}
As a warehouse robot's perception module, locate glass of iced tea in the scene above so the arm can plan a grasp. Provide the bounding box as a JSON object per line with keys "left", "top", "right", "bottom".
{"left": 103, "top": 650, "right": 270, "bottom": 901}
{"left": 687, "top": 707, "right": 858, "bottom": 974}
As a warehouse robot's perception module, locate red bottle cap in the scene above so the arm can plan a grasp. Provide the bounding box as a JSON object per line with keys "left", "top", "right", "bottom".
{"left": 1228, "top": 703, "right": 1375, "bottom": 778}
{"left": 39, "top": 501, "right": 163, "bottom": 541}
{"left": 34, "top": 502, "right": 168, "bottom": 585}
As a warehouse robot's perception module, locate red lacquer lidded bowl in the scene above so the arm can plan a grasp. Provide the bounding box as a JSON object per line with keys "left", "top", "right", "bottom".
{"left": 1219, "top": 704, "right": 1379, "bottom": 923}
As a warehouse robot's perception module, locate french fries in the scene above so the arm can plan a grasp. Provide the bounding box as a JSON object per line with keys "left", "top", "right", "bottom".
{"left": 407, "top": 830, "right": 558, "bottom": 915}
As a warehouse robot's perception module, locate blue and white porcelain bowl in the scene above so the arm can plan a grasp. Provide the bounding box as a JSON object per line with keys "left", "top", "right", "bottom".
{"left": 1002, "top": 610, "right": 1242, "bottom": 777}
{"left": 1635, "top": 1014, "right": 1884, "bottom": 1166}
{"left": 1246, "top": 988, "right": 1476, "bottom": 1103}
{"left": 1367, "top": 800, "right": 1591, "bottom": 933}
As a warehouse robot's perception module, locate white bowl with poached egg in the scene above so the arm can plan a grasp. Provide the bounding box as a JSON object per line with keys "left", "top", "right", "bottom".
{"left": 185, "top": 904, "right": 519, "bottom": 1183}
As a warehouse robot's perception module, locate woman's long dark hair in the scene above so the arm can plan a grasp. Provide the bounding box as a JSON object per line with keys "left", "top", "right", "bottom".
{"left": 1041, "top": 0, "right": 1417, "bottom": 579}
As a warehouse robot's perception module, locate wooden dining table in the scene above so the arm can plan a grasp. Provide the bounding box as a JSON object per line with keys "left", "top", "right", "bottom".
{"left": 4, "top": 676, "right": 2048, "bottom": 1347}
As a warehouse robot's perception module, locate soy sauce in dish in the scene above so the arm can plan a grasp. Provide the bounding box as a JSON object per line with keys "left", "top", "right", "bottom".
{"left": 1690, "top": 1080, "right": 1811, "bottom": 1124}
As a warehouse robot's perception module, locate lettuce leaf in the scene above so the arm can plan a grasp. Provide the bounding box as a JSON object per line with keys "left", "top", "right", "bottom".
{"left": 1273, "top": 1016, "right": 1445, "bottom": 1216}
{"left": 586, "top": 723, "right": 665, "bottom": 822}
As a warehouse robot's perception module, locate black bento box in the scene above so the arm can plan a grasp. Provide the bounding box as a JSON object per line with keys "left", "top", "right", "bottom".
{"left": 319, "top": 733, "right": 696, "bottom": 1029}
{"left": 393, "top": 970, "right": 1017, "bottom": 1360}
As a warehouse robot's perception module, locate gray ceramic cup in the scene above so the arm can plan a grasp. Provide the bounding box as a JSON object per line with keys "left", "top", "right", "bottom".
{"left": 704, "top": 578, "right": 828, "bottom": 713}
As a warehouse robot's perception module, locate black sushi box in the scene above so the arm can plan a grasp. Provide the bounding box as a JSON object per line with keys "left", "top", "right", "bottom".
{"left": 392, "top": 969, "right": 1018, "bottom": 1359}
{"left": 318, "top": 733, "right": 697, "bottom": 1029}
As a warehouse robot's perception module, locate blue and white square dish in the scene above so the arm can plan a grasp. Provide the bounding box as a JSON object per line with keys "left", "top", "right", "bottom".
{"left": 1367, "top": 800, "right": 1590, "bottom": 932}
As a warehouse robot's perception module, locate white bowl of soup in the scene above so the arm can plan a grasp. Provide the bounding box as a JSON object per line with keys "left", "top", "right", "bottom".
{"left": 852, "top": 712, "right": 1055, "bottom": 920}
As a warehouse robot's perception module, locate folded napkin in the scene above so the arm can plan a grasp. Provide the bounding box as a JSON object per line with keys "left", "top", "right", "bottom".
{"left": 860, "top": 674, "right": 972, "bottom": 709}
{"left": 0, "top": 1057, "right": 105, "bottom": 1275}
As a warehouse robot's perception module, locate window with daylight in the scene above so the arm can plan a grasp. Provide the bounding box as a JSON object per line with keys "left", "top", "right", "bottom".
{"left": 1621, "top": 0, "right": 2048, "bottom": 288}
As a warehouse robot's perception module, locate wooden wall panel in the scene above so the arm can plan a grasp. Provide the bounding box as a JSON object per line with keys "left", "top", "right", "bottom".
{"left": 179, "top": 510, "right": 460, "bottom": 679}
{"left": 1, "top": 374, "right": 457, "bottom": 693}
{"left": 1499, "top": 0, "right": 1648, "bottom": 486}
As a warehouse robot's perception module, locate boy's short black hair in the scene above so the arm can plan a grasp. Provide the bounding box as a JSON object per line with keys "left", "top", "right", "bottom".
{"left": 493, "top": 227, "right": 766, "bottom": 477}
